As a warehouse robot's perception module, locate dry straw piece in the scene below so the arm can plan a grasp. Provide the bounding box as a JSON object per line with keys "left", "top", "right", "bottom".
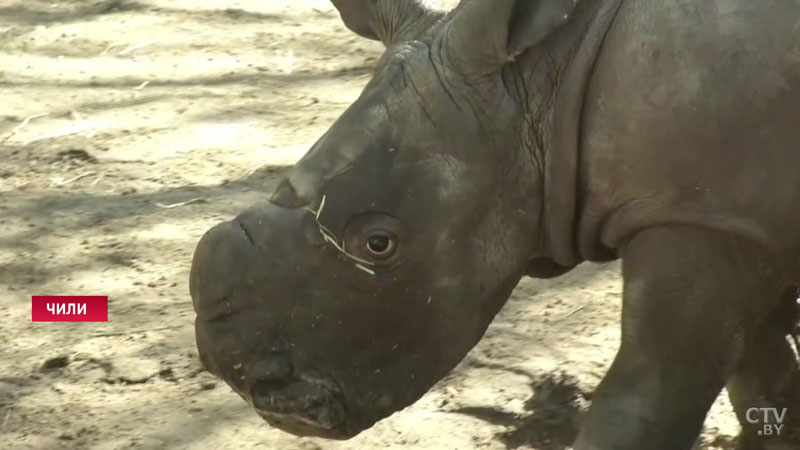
{"left": 305, "top": 195, "right": 376, "bottom": 275}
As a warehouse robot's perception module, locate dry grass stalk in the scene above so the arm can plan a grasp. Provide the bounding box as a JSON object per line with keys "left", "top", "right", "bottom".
{"left": 0, "top": 113, "right": 50, "bottom": 144}
{"left": 118, "top": 40, "right": 157, "bottom": 56}
{"left": 558, "top": 305, "right": 587, "bottom": 322}
{"left": 53, "top": 171, "right": 97, "bottom": 186}
{"left": 305, "top": 194, "right": 376, "bottom": 274}
{"left": 99, "top": 43, "right": 124, "bottom": 55}
{"left": 26, "top": 122, "right": 99, "bottom": 144}
{"left": 90, "top": 173, "right": 106, "bottom": 187}
{"left": 155, "top": 198, "right": 208, "bottom": 209}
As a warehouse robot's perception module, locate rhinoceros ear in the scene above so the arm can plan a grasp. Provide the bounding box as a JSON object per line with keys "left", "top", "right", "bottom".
{"left": 446, "top": 0, "right": 574, "bottom": 77}
{"left": 330, "top": 0, "right": 446, "bottom": 46}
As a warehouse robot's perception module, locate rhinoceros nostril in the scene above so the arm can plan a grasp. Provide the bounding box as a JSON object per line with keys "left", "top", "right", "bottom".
{"left": 249, "top": 353, "right": 294, "bottom": 382}
{"left": 237, "top": 220, "right": 255, "bottom": 246}
{"left": 251, "top": 374, "right": 346, "bottom": 431}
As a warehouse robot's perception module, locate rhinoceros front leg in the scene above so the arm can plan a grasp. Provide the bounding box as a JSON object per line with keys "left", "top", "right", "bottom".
{"left": 727, "top": 286, "right": 800, "bottom": 449}
{"left": 572, "top": 226, "right": 786, "bottom": 450}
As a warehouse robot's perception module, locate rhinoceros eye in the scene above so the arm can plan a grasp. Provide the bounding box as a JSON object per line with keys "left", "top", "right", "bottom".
{"left": 344, "top": 213, "right": 404, "bottom": 265}
{"left": 365, "top": 231, "right": 396, "bottom": 258}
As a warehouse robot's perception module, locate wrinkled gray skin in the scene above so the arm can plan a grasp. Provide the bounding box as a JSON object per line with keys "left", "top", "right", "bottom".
{"left": 190, "top": 0, "right": 800, "bottom": 448}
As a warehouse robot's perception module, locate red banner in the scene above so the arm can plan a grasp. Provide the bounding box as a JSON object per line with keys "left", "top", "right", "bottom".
{"left": 32, "top": 296, "right": 109, "bottom": 322}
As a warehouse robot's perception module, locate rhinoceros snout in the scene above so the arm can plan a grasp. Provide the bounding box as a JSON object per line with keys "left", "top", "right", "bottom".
{"left": 190, "top": 220, "right": 258, "bottom": 320}
{"left": 190, "top": 204, "right": 310, "bottom": 320}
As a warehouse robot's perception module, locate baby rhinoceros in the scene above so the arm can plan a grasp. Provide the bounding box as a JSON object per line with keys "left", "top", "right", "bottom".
{"left": 189, "top": 0, "right": 800, "bottom": 448}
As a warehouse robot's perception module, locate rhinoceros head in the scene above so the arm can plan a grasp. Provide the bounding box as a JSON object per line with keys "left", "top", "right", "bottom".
{"left": 190, "top": 0, "right": 573, "bottom": 439}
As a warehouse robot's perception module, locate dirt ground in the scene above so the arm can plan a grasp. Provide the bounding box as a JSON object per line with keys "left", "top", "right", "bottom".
{"left": 0, "top": 1, "right": 743, "bottom": 449}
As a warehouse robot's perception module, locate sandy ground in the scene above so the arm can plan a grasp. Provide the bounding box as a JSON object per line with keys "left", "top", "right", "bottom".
{"left": 0, "top": 1, "right": 743, "bottom": 449}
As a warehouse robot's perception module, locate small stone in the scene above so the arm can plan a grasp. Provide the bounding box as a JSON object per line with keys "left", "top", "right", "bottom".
{"left": 58, "top": 432, "right": 74, "bottom": 440}
{"left": 41, "top": 355, "right": 70, "bottom": 371}
{"left": 159, "top": 368, "right": 176, "bottom": 381}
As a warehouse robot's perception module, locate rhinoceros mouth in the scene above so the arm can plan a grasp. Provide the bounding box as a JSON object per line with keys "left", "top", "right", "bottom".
{"left": 250, "top": 374, "right": 349, "bottom": 438}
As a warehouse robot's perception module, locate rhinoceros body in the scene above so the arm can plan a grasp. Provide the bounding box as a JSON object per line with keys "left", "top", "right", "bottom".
{"left": 190, "top": 0, "right": 800, "bottom": 448}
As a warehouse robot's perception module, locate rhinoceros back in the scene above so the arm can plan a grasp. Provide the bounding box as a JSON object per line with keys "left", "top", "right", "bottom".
{"left": 576, "top": 0, "right": 800, "bottom": 278}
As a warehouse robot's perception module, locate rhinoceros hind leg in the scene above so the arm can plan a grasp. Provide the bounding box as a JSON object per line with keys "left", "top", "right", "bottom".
{"left": 727, "top": 286, "right": 800, "bottom": 450}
